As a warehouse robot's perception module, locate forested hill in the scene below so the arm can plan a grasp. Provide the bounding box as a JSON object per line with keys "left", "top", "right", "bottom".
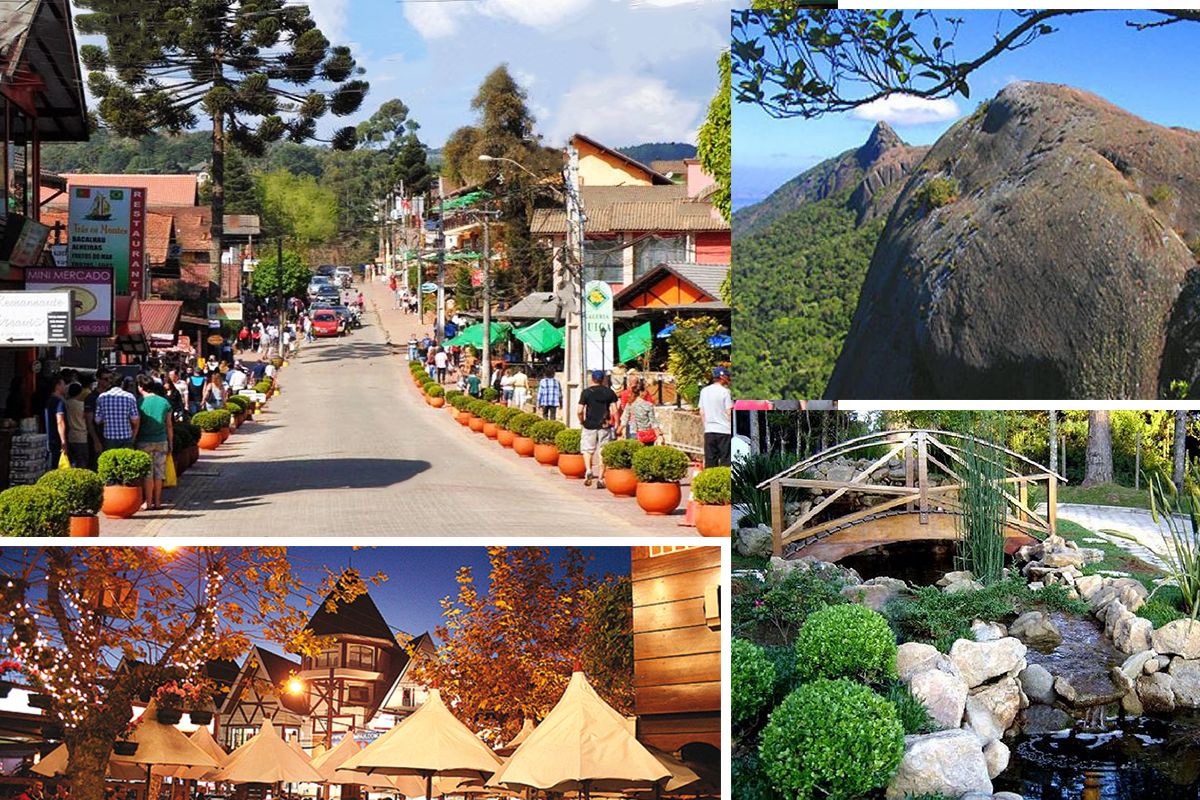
{"left": 616, "top": 142, "right": 696, "bottom": 163}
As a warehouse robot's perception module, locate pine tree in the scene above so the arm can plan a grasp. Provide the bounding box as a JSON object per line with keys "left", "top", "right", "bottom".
{"left": 76, "top": 0, "right": 369, "bottom": 299}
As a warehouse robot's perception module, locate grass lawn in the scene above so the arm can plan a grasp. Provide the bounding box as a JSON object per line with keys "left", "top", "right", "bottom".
{"left": 1029, "top": 482, "right": 1151, "bottom": 510}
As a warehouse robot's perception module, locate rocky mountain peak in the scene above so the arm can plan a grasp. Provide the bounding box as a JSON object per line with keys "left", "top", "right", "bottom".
{"left": 857, "top": 120, "right": 905, "bottom": 167}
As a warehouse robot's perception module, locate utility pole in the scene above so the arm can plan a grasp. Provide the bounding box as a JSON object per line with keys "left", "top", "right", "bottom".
{"left": 562, "top": 145, "right": 585, "bottom": 424}
{"left": 471, "top": 208, "right": 502, "bottom": 390}
{"left": 436, "top": 178, "right": 447, "bottom": 340}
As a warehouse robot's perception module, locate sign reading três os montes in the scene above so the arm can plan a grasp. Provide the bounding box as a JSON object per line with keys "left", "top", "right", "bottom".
{"left": 24, "top": 267, "right": 114, "bottom": 337}
{"left": 67, "top": 186, "right": 147, "bottom": 297}
{"left": 0, "top": 290, "right": 74, "bottom": 347}
{"left": 582, "top": 279, "right": 614, "bottom": 374}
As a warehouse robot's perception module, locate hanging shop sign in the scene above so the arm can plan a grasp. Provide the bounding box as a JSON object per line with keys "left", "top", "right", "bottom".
{"left": 67, "top": 186, "right": 147, "bottom": 297}
{"left": 24, "top": 267, "right": 114, "bottom": 337}
{"left": 582, "top": 280, "right": 614, "bottom": 374}
{"left": 207, "top": 302, "right": 244, "bottom": 322}
{"left": 0, "top": 290, "right": 74, "bottom": 347}
{"left": 420, "top": 282, "right": 439, "bottom": 294}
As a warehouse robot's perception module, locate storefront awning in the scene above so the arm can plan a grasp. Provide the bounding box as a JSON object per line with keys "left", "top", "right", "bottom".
{"left": 514, "top": 319, "right": 564, "bottom": 354}
{"left": 446, "top": 322, "right": 513, "bottom": 348}
{"left": 617, "top": 322, "right": 653, "bottom": 364}
{"left": 105, "top": 295, "right": 147, "bottom": 355}
{"left": 139, "top": 299, "right": 182, "bottom": 336}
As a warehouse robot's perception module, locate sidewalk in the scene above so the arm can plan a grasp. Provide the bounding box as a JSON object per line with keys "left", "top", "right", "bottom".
{"left": 1037, "top": 502, "right": 1168, "bottom": 570}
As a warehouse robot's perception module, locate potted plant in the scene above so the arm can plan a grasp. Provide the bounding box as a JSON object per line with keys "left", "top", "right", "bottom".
{"left": 27, "top": 692, "right": 52, "bottom": 710}
{"left": 494, "top": 407, "right": 519, "bottom": 447}
{"left": 692, "top": 466, "right": 731, "bottom": 537}
{"left": 0, "top": 660, "right": 21, "bottom": 698}
{"left": 114, "top": 720, "right": 140, "bottom": 756}
{"left": 632, "top": 445, "right": 690, "bottom": 515}
{"left": 445, "top": 389, "right": 463, "bottom": 415}
{"left": 212, "top": 409, "right": 233, "bottom": 443}
{"left": 480, "top": 404, "right": 501, "bottom": 439}
{"left": 0, "top": 485, "right": 70, "bottom": 536}
{"left": 455, "top": 395, "right": 473, "bottom": 426}
{"left": 37, "top": 468, "right": 104, "bottom": 537}
{"left": 192, "top": 411, "right": 223, "bottom": 450}
{"left": 530, "top": 420, "right": 566, "bottom": 466}
{"left": 554, "top": 429, "right": 586, "bottom": 478}
{"left": 154, "top": 681, "right": 199, "bottom": 724}
{"left": 482, "top": 387, "right": 500, "bottom": 403}
{"left": 427, "top": 384, "right": 446, "bottom": 408}
{"left": 224, "top": 402, "right": 243, "bottom": 431}
{"left": 601, "top": 439, "right": 644, "bottom": 497}
{"left": 97, "top": 448, "right": 152, "bottom": 519}
{"left": 510, "top": 413, "right": 540, "bottom": 457}
{"left": 468, "top": 400, "right": 487, "bottom": 433}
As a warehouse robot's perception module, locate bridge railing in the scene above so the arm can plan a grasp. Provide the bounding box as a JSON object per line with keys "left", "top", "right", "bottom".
{"left": 758, "top": 429, "right": 1067, "bottom": 558}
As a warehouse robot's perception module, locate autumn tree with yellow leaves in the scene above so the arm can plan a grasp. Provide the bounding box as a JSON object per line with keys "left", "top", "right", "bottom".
{"left": 0, "top": 547, "right": 380, "bottom": 800}
{"left": 412, "top": 547, "right": 633, "bottom": 744}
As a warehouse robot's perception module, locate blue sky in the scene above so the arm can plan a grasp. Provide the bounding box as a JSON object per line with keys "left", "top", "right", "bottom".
{"left": 733, "top": 10, "right": 1200, "bottom": 209}
{"left": 303, "top": 0, "right": 729, "bottom": 150}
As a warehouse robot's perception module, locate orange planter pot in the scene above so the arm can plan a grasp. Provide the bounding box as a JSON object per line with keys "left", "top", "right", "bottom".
{"left": 514, "top": 437, "right": 536, "bottom": 457}
{"left": 483, "top": 422, "right": 499, "bottom": 439}
{"left": 695, "top": 504, "right": 732, "bottom": 537}
{"left": 469, "top": 416, "right": 486, "bottom": 433}
{"left": 430, "top": 396, "right": 445, "bottom": 408}
{"left": 219, "top": 426, "right": 231, "bottom": 443}
{"left": 558, "top": 453, "right": 587, "bottom": 479}
{"left": 636, "top": 482, "right": 682, "bottom": 515}
{"left": 534, "top": 444, "right": 559, "bottom": 466}
{"left": 199, "top": 431, "right": 222, "bottom": 450}
{"left": 497, "top": 429, "right": 516, "bottom": 448}
{"left": 101, "top": 486, "right": 143, "bottom": 519}
{"left": 604, "top": 468, "right": 638, "bottom": 497}
{"left": 69, "top": 515, "right": 100, "bottom": 537}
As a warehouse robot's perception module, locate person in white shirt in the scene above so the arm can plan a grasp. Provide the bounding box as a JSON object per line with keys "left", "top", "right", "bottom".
{"left": 227, "top": 365, "right": 248, "bottom": 392}
{"left": 698, "top": 366, "right": 732, "bottom": 468}
{"left": 433, "top": 348, "right": 449, "bottom": 383}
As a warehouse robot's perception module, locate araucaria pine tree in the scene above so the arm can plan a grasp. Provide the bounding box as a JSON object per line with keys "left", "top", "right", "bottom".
{"left": 76, "top": 0, "right": 369, "bottom": 298}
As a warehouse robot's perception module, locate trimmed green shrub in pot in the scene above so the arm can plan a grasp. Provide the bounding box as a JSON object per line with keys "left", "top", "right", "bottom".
{"left": 632, "top": 445, "right": 690, "bottom": 483}
{"left": 446, "top": 389, "right": 463, "bottom": 401}
{"left": 601, "top": 439, "right": 644, "bottom": 469}
{"left": 693, "top": 467, "right": 731, "bottom": 505}
{"left": 554, "top": 428, "right": 582, "bottom": 455}
{"left": 271, "top": 357, "right": 283, "bottom": 368}
{"left": 428, "top": 385, "right": 445, "bottom": 398}
{"left": 732, "top": 638, "right": 775, "bottom": 730}
{"left": 0, "top": 486, "right": 70, "bottom": 536}
{"left": 211, "top": 409, "right": 232, "bottom": 429}
{"left": 191, "top": 411, "right": 220, "bottom": 432}
{"left": 254, "top": 380, "right": 273, "bottom": 394}
{"left": 482, "top": 387, "right": 499, "bottom": 402}
{"left": 97, "top": 449, "right": 153, "bottom": 486}
{"left": 494, "top": 406, "right": 520, "bottom": 427}
{"left": 226, "top": 395, "right": 250, "bottom": 412}
{"left": 794, "top": 604, "right": 897, "bottom": 684}
{"left": 759, "top": 678, "right": 904, "bottom": 800}
{"left": 509, "top": 413, "right": 541, "bottom": 437}
{"left": 37, "top": 469, "right": 104, "bottom": 517}
{"left": 530, "top": 420, "right": 565, "bottom": 445}
{"left": 224, "top": 403, "right": 242, "bottom": 416}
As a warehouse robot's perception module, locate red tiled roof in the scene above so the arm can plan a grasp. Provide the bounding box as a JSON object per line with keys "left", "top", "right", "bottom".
{"left": 156, "top": 205, "right": 211, "bottom": 252}
{"left": 531, "top": 185, "right": 729, "bottom": 235}
{"left": 138, "top": 299, "right": 183, "bottom": 335}
{"left": 41, "top": 174, "right": 198, "bottom": 207}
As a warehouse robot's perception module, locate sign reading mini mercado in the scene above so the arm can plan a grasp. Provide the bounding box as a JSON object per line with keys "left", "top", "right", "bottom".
{"left": 67, "top": 186, "right": 147, "bottom": 297}
{"left": 24, "top": 267, "right": 114, "bottom": 337}
{"left": 583, "top": 279, "right": 614, "bottom": 374}
{"left": 0, "top": 291, "right": 74, "bottom": 347}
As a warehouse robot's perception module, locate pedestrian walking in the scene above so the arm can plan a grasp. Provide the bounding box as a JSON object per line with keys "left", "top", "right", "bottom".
{"left": 500, "top": 367, "right": 515, "bottom": 404}
{"left": 511, "top": 366, "right": 530, "bottom": 411}
{"left": 389, "top": 274, "right": 399, "bottom": 308}
{"left": 434, "top": 347, "right": 449, "bottom": 384}
{"left": 65, "top": 382, "right": 90, "bottom": 467}
{"left": 44, "top": 374, "right": 68, "bottom": 470}
{"left": 578, "top": 370, "right": 618, "bottom": 489}
{"left": 94, "top": 376, "right": 141, "bottom": 451}
{"left": 135, "top": 374, "right": 173, "bottom": 511}
{"left": 408, "top": 334, "right": 419, "bottom": 362}
{"left": 698, "top": 366, "right": 733, "bottom": 468}
{"left": 201, "top": 371, "right": 226, "bottom": 411}
{"left": 622, "top": 391, "right": 664, "bottom": 446}
{"left": 536, "top": 367, "right": 562, "bottom": 420}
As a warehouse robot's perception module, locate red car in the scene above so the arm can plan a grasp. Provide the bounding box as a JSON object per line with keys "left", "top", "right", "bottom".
{"left": 311, "top": 310, "right": 342, "bottom": 337}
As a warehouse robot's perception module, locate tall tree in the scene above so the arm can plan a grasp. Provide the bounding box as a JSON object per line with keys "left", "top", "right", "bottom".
{"left": 198, "top": 149, "right": 258, "bottom": 216}
{"left": 257, "top": 169, "right": 339, "bottom": 250}
{"left": 1083, "top": 410, "right": 1114, "bottom": 486}
{"left": 698, "top": 50, "right": 731, "bottom": 224}
{"left": 1173, "top": 410, "right": 1188, "bottom": 490}
{"left": 77, "top": 0, "right": 369, "bottom": 299}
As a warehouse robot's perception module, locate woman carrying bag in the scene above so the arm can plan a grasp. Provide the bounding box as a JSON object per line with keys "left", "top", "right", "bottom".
{"left": 621, "top": 393, "right": 664, "bottom": 445}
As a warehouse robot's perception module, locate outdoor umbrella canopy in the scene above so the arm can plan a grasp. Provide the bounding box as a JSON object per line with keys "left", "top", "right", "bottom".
{"left": 496, "top": 718, "right": 537, "bottom": 757}
{"left": 446, "top": 322, "right": 513, "bottom": 348}
{"left": 312, "top": 732, "right": 402, "bottom": 790}
{"left": 151, "top": 725, "right": 229, "bottom": 780}
{"left": 213, "top": 718, "right": 323, "bottom": 784}
{"left": 488, "top": 671, "right": 669, "bottom": 793}
{"left": 32, "top": 744, "right": 148, "bottom": 781}
{"left": 513, "top": 319, "right": 564, "bottom": 353}
{"left": 618, "top": 322, "right": 654, "bottom": 364}
{"left": 110, "top": 700, "right": 221, "bottom": 769}
{"left": 343, "top": 687, "right": 504, "bottom": 799}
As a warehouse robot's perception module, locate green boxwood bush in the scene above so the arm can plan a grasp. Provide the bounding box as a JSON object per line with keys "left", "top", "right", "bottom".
{"left": 0, "top": 485, "right": 71, "bottom": 536}
{"left": 446, "top": 389, "right": 463, "bottom": 401}
{"left": 427, "top": 385, "right": 445, "bottom": 398}
{"left": 530, "top": 420, "right": 565, "bottom": 445}
{"left": 254, "top": 380, "right": 273, "bottom": 394}
{"left": 601, "top": 439, "right": 644, "bottom": 469}
{"left": 482, "top": 387, "right": 499, "bottom": 402}
{"left": 795, "top": 604, "right": 896, "bottom": 684}
{"left": 555, "top": 428, "right": 582, "bottom": 454}
{"left": 226, "top": 395, "right": 250, "bottom": 412}
{"left": 733, "top": 638, "right": 775, "bottom": 729}
{"left": 692, "top": 466, "right": 730, "bottom": 505}
{"left": 480, "top": 404, "right": 502, "bottom": 423}
{"left": 224, "top": 403, "right": 242, "bottom": 416}
{"left": 270, "top": 357, "right": 284, "bottom": 368}
{"left": 494, "top": 406, "right": 520, "bottom": 427}
{"left": 466, "top": 399, "right": 486, "bottom": 416}
{"left": 509, "top": 413, "right": 541, "bottom": 437}
{"left": 37, "top": 469, "right": 104, "bottom": 517}
{"left": 173, "top": 423, "right": 199, "bottom": 453}
{"left": 97, "top": 449, "right": 153, "bottom": 486}
{"left": 632, "top": 445, "right": 690, "bottom": 483}
{"left": 759, "top": 679, "right": 904, "bottom": 800}
{"left": 734, "top": 569, "right": 848, "bottom": 647}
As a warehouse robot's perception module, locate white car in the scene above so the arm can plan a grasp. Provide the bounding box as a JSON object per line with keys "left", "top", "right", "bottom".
{"left": 335, "top": 266, "right": 353, "bottom": 286}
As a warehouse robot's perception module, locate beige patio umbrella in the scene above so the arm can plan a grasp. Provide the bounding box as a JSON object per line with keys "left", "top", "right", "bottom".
{"left": 110, "top": 700, "right": 222, "bottom": 770}
{"left": 151, "top": 725, "right": 229, "bottom": 780}
{"left": 488, "top": 671, "right": 669, "bottom": 796}
{"left": 32, "top": 744, "right": 147, "bottom": 781}
{"left": 310, "top": 732, "right": 401, "bottom": 790}
{"left": 213, "top": 718, "right": 323, "bottom": 784}
{"left": 343, "top": 688, "right": 504, "bottom": 800}
{"left": 496, "top": 718, "right": 536, "bottom": 757}
{"left": 288, "top": 736, "right": 312, "bottom": 762}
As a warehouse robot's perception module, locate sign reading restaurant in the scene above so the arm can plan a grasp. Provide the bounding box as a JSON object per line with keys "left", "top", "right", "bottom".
{"left": 67, "top": 186, "right": 147, "bottom": 297}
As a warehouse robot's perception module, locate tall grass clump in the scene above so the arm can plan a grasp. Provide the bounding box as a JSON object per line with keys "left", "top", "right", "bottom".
{"left": 955, "top": 432, "right": 1007, "bottom": 585}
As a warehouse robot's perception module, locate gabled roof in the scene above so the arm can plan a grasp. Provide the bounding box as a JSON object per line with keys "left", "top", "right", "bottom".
{"left": 573, "top": 134, "right": 673, "bottom": 185}
{"left": 531, "top": 185, "right": 729, "bottom": 235}
{"left": 0, "top": 0, "right": 88, "bottom": 142}
{"left": 495, "top": 292, "right": 565, "bottom": 321}
{"left": 42, "top": 174, "right": 198, "bottom": 207}
{"left": 247, "top": 646, "right": 307, "bottom": 715}
{"left": 306, "top": 584, "right": 395, "bottom": 643}
{"left": 615, "top": 262, "right": 728, "bottom": 307}
{"left": 139, "top": 300, "right": 183, "bottom": 336}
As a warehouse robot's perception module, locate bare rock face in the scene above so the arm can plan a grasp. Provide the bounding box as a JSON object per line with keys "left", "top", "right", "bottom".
{"left": 827, "top": 82, "right": 1200, "bottom": 399}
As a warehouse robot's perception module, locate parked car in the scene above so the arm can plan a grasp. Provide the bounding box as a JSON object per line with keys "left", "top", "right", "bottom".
{"left": 316, "top": 264, "right": 337, "bottom": 277}
{"left": 313, "top": 285, "right": 341, "bottom": 303}
{"left": 335, "top": 266, "right": 353, "bottom": 287}
{"left": 310, "top": 310, "right": 342, "bottom": 337}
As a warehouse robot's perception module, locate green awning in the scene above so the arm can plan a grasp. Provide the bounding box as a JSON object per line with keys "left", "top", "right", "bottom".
{"left": 440, "top": 190, "right": 493, "bottom": 211}
{"left": 421, "top": 251, "right": 484, "bottom": 262}
{"left": 514, "top": 319, "right": 564, "bottom": 354}
{"left": 618, "top": 322, "right": 654, "bottom": 364}
{"left": 446, "top": 322, "right": 513, "bottom": 348}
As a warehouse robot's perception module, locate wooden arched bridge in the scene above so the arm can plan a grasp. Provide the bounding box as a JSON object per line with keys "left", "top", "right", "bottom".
{"left": 758, "top": 429, "right": 1066, "bottom": 561}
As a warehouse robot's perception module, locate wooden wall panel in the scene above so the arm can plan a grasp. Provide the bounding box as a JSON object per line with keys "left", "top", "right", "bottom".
{"left": 633, "top": 625, "right": 719, "bottom": 660}
{"left": 634, "top": 652, "right": 721, "bottom": 688}
{"left": 631, "top": 548, "right": 720, "bottom": 580}
{"left": 635, "top": 682, "right": 721, "bottom": 716}
{"left": 632, "top": 567, "right": 721, "bottom": 607}
{"left": 631, "top": 597, "right": 707, "bottom": 633}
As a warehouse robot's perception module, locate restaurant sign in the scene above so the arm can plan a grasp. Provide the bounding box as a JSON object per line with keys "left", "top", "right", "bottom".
{"left": 67, "top": 186, "right": 147, "bottom": 297}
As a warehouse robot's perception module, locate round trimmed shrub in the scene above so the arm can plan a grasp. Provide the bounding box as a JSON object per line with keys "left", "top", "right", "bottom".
{"left": 479, "top": 403, "right": 501, "bottom": 423}
{"left": 692, "top": 467, "right": 731, "bottom": 505}
{"left": 174, "top": 423, "right": 199, "bottom": 453}
{"left": 466, "top": 398, "right": 486, "bottom": 416}
{"left": 482, "top": 387, "right": 499, "bottom": 402}
{"left": 191, "top": 411, "right": 220, "bottom": 432}
{"left": 97, "top": 449, "right": 153, "bottom": 486}
{"left": 794, "top": 604, "right": 897, "bottom": 684}
{"left": 211, "top": 409, "right": 232, "bottom": 429}
{"left": 759, "top": 679, "right": 904, "bottom": 800}
{"left": 494, "top": 406, "right": 520, "bottom": 427}
{"left": 270, "top": 357, "right": 284, "bottom": 368}
{"left": 37, "top": 469, "right": 104, "bottom": 516}
{"left": 632, "top": 445, "right": 690, "bottom": 483}
{"left": 226, "top": 395, "right": 250, "bottom": 412}
{"left": 530, "top": 420, "right": 565, "bottom": 445}
{"left": 427, "top": 384, "right": 445, "bottom": 398}
{"left": 733, "top": 638, "right": 775, "bottom": 729}
{"left": 223, "top": 403, "right": 241, "bottom": 416}
{"left": 509, "top": 413, "right": 541, "bottom": 437}
{"left": 446, "top": 389, "right": 463, "bottom": 401}
{"left": 254, "top": 380, "right": 273, "bottom": 393}
{"left": 554, "top": 428, "right": 581, "bottom": 454}
{"left": 601, "top": 439, "right": 644, "bottom": 469}
{"left": 0, "top": 485, "right": 70, "bottom": 536}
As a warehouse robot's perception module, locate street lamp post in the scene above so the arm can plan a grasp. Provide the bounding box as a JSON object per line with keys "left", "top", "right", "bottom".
{"left": 464, "top": 206, "right": 503, "bottom": 391}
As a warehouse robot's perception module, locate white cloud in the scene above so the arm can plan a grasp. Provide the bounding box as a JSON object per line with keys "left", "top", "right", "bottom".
{"left": 405, "top": 0, "right": 593, "bottom": 39}
{"left": 548, "top": 74, "right": 702, "bottom": 146}
{"left": 306, "top": 0, "right": 350, "bottom": 43}
{"left": 851, "top": 95, "right": 960, "bottom": 126}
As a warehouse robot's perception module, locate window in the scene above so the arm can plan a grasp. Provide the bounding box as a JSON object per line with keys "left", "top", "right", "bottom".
{"left": 583, "top": 239, "right": 624, "bottom": 284}
{"left": 226, "top": 726, "right": 257, "bottom": 750}
{"left": 313, "top": 646, "right": 340, "bottom": 669}
{"left": 346, "top": 644, "right": 376, "bottom": 670}
{"left": 649, "top": 545, "right": 695, "bottom": 557}
{"left": 401, "top": 687, "right": 414, "bottom": 707}
{"left": 347, "top": 684, "right": 371, "bottom": 704}
{"left": 633, "top": 235, "right": 687, "bottom": 278}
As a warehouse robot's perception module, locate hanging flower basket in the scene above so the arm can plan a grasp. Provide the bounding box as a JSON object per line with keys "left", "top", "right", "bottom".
{"left": 0, "top": 686, "right": 10, "bottom": 699}
{"left": 156, "top": 706, "right": 183, "bottom": 725}
{"left": 27, "top": 693, "right": 52, "bottom": 710}
{"left": 189, "top": 709, "right": 213, "bottom": 725}
{"left": 113, "top": 740, "right": 139, "bottom": 756}
{"left": 42, "top": 722, "right": 64, "bottom": 740}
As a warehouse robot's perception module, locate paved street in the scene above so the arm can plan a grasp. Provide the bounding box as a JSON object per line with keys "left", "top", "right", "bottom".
{"left": 101, "top": 279, "right": 698, "bottom": 537}
{"left": 1038, "top": 502, "right": 1170, "bottom": 570}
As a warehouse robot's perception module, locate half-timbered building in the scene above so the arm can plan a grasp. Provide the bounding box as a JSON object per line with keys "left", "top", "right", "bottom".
{"left": 218, "top": 646, "right": 308, "bottom": 750}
